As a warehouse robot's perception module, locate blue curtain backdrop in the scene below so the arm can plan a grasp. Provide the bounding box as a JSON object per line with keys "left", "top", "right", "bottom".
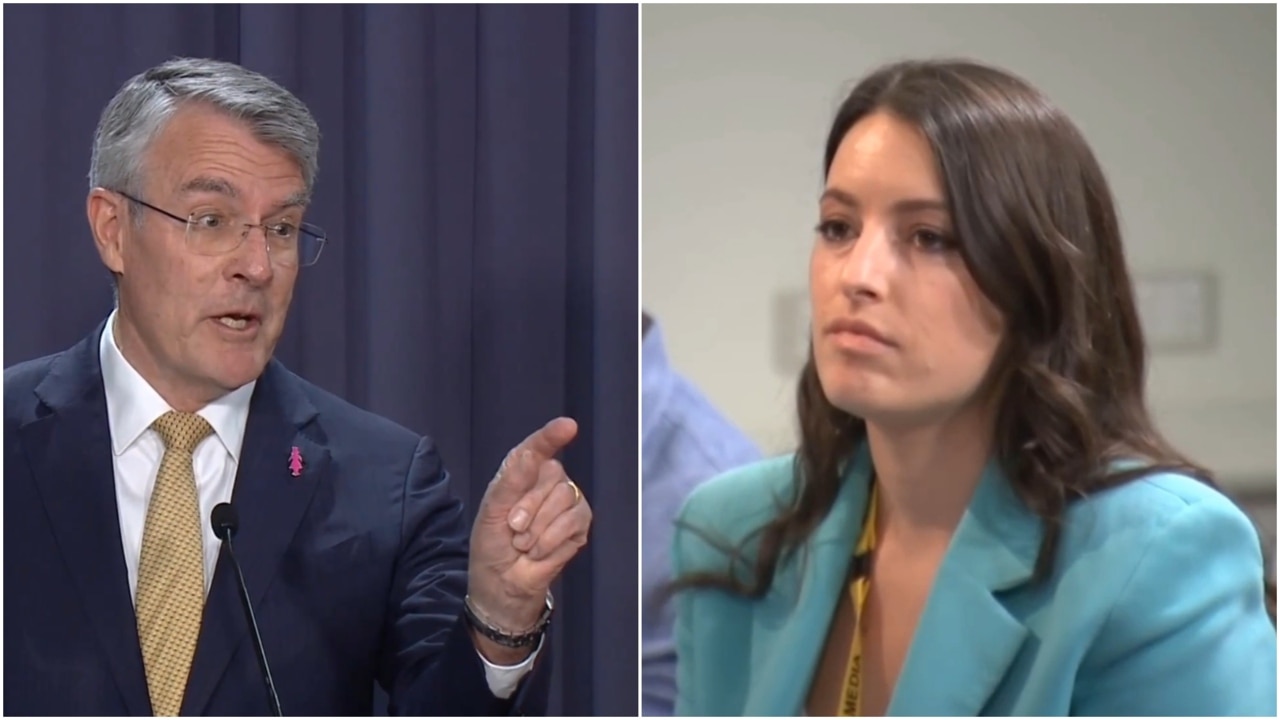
{"left": 3, "top": 3, "right": 638, "bottom": 715}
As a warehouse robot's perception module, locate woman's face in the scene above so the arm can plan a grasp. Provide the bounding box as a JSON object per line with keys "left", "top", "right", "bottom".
{"left": 809, "top": 111, "right": 1004, "bottom": 429}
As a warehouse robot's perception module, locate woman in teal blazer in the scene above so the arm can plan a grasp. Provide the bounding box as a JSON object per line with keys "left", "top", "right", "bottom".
{"left": 671, "top": 59, "right": 1276, "bottom": 716}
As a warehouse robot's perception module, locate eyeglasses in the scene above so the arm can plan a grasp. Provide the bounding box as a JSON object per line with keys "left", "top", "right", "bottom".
{"left": 116, "top": 191, "right": 327, "bottom": 267}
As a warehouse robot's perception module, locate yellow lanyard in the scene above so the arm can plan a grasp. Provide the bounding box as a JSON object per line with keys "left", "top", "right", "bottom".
{"left": 839, "top": 486, "right": 878, "bottom": 716}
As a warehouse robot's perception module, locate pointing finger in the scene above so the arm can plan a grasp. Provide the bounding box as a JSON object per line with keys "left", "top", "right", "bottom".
{"left": 512, "top": 417, "right": 578, "bottom": 465}
{"left": 487, "top": 446, "right": 538, "bottom": 507}
{"left": 485, "top": 418, "right": 578, "bottom": 512}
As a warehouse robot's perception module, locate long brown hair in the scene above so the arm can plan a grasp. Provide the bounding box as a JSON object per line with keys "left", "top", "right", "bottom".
{"left": 678, "top": 59, "right": 1275, "bottom": 620}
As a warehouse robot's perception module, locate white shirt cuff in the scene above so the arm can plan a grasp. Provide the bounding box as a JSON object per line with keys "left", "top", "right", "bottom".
{"left": 478, "top": 634, "right": 544, "bottom": 700}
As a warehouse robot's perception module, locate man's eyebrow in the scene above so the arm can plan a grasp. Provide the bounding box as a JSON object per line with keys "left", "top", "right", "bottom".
{"left": 178, "top": 176, "right": 238, "bottom": 198}
{"left": 275, "top": 190, "right": 309, "bottom": 211}
{"left": 179, "top": 177, "right": 308, "bottom": 214}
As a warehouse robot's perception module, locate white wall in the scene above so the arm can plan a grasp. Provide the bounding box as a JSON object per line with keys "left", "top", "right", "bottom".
{"left": 642, "top": 4, "right": 1277, "bottom": 492}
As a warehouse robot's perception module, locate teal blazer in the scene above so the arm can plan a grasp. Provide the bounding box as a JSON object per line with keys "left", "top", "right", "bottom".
{"left": 672, "top": 445, "right": 1277, "bottom": 715}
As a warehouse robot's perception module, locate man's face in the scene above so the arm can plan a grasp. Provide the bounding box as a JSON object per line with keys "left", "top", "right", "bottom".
{"left": 90, "top": 104, "right": 307, "bottom": 410}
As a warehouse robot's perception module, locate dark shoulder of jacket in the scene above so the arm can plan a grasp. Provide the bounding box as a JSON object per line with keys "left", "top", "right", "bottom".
{"left": 5, "top": 351, "right": 61, "bottom": 422}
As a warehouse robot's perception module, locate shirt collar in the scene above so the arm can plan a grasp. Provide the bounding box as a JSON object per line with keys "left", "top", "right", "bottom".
{"left": 99, "top": 309, "right": 256, "bottom": 460}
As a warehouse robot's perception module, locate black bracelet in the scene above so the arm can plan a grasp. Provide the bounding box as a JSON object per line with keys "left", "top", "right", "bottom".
{"left": 463, "top": 592, "right": 554, "bottom": 649}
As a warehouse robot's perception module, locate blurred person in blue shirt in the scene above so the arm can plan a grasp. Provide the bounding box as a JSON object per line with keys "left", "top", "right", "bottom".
{"left": 641, "top": 312, "right": 760, "bottom": 715}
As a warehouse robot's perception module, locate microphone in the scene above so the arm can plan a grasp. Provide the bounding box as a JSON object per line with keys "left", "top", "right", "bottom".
{"left": 211, "top": 503, "right": 282, "bottom": 716}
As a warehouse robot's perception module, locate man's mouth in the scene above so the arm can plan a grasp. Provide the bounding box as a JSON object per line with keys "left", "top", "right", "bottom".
{"left": 214, "top": 314, "right": 260, "bottom": 330}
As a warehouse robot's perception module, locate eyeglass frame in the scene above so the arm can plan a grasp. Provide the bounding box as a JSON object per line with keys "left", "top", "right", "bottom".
{"left": 113, "top": 190, "right": 328, "bottom": 267}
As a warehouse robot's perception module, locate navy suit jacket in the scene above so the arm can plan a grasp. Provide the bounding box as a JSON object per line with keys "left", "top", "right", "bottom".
{"left": 4, "top": 323, "right": 551, "bottom": 715}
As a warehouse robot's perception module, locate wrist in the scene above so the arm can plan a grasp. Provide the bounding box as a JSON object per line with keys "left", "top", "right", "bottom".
{"left": 463, "top": 591, "right": 554, "bottom": 653}
{"left": 471, "top": 631, "right": 536, "bottom": 666}
{"left": 466, "top": 589, "right": 546, "bottom": 630}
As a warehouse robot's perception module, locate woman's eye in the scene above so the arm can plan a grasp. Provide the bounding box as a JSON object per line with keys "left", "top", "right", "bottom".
{"left": 815, "top": 219, "right": 856, "bottom": 243}
{"left": 911, "top": 228, "right": 956, "bottom": 253}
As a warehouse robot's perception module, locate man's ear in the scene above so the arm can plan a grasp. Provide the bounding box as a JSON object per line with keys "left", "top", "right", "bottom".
{"left": 87, "top": 188, "right": 128, "bottom": 275}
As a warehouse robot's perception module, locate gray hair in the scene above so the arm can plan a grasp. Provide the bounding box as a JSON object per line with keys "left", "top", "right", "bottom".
{"left": 89, "top": 57, "right": 321, "bottom": 203}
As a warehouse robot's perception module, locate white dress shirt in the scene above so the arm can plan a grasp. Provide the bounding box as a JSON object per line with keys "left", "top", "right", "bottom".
{"left": 98, "top": 311, "right": 537, "bottom": 699}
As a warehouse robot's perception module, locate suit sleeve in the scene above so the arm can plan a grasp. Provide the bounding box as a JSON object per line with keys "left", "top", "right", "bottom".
{"left": 378, "top": 436, "right": 551, "bottom": 716}
{"left": 1074, "top": 497, "right": 1277, "bottom": 716}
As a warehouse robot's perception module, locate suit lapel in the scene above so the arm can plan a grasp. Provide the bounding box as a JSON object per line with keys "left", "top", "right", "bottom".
{"left": 181, "top": 361, "right": 329, "bottom": 715}
{"left": 745, "top": 447, "right": 873, "bottom": 716}
{"left": 745, "top": 447, "right": 1040, "bottom": 716}
{"left": 18, "top": 324, "right": 153, "bottom": 715}
{"left": 888, "top": 460, "right": 1039, "bottom": 716}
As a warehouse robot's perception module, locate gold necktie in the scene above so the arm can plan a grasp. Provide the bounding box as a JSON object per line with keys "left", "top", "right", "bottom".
{"left": 136, "top": 411, "right": 214, "bottom": 716}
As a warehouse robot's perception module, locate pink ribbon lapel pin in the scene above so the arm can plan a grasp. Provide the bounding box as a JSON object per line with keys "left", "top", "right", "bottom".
{"left": 288, "top": 446, "right": 304, "bottom": 477}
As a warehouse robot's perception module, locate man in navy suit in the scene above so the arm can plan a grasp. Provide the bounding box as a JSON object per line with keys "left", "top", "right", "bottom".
{"left": 5, "top": 57, "right": 593, "bottom": 715}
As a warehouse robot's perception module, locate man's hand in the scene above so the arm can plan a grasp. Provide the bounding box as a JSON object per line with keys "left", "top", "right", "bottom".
{"left": 467, "top": 417, "right": 592, "bottom": 663}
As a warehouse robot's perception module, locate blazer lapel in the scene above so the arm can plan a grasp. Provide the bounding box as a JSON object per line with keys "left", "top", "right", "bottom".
{"left": 888, "top": 460, "right": 1040, "bottom": 716}
{"left": 745, "top": 447, "right": 874, "bottom": 716}
{"left": 181, "top": 360, "right": 329, "bottom": 715}
{"left": 18, "top": 324, "right": 153, "bottom": 715}
{"left": 743, "top": 446, "right": 1041, "bottom": 717}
